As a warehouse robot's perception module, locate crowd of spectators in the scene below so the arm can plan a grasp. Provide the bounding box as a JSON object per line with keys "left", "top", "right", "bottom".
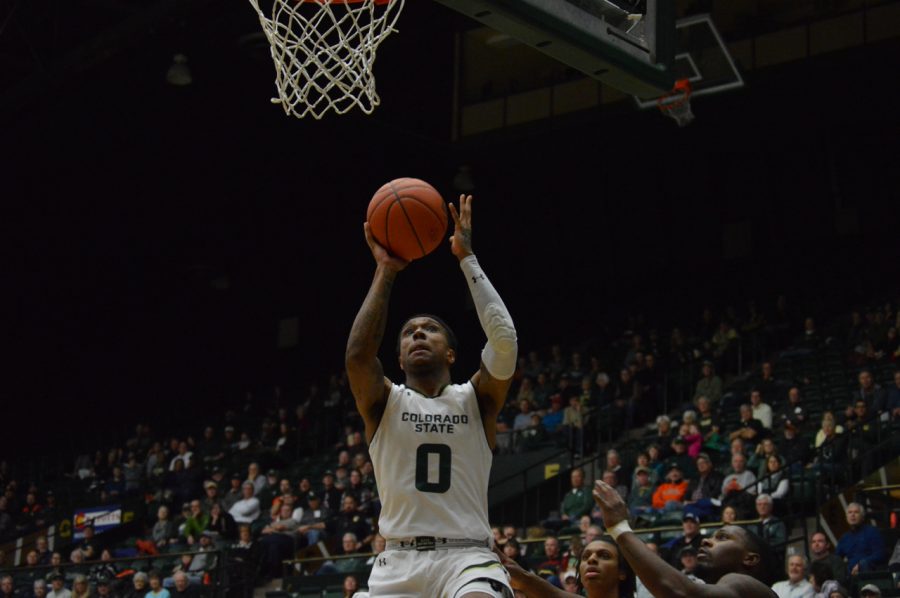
{"left": 1, "top": 297, "right": 898, "bottom": 597}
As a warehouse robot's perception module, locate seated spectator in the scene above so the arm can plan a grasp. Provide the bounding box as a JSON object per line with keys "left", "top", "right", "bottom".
{"left": 777, "top": 423, "right": 812, "bottom": 472}
{"left": 513, "top": 400, "right": 535, "bottom": 432}
{"left": 809, "top": 560, "right": 840, "bottom": 598}
{"left": 651, "top": 416, "right": 674, "bottom": 461}
{"left": 182, "top": 500, "right": 209, "bottom": 545}
{"left": 200, "top": 481, "right": 221, "bottom": 514}
{"left": 544, "top": 468, "right": 592, "bottom": 531}
{"left": 46, "top": 573, "right": 71, "bottom": 598}
{"left": 628, "top": 466, "right": 655, "bottom": 519}
{"left": 728, "top": 404, "right": 768, "bottom": 452}
{"left": 169, "top": 442, "right": 193, "bottom": 472}
{"left": 317, "top": 532, "right": 367, "bottom": 576}
{"left": 88, "top": 549, "right": 118, "bottom": 584}
{"left": 836, "top": 502, "right": 886, "bottom": 576}
{"left": 846, "top": 370, "right": 887, "bottom": 421}
{"left": 228, "top": 482, "right": 260, "bottom": 525}
{"left": 772, "top": 554, "right": 814, "bottom": 598}
{"left": 332, "top": 495, "right": 372, "bottom": 549}
{"left": 651, "top": 465, "right": 688, "bottom": 514}
{"left": 695, "top": 396, "right": 723, "bottom": 448}
{"left": 664, "top": 437, "right": 696, "bottom": 479}
{"left": 151, "top": 505, "right": 178, "bottom": 551}
{"left": 70, "top": 574, "right": 90, "bottom": 598}
{"left": 719, "top": 506, "right": 738, "bottom": 527}
{"left": 694, "top": 360, "right": 723, "bottom": 404}
{"left": 343, "top": 469, "right": 374, "bottom": 516}
{"left": 809, "top": 531, "right": 846, "bottom": 587}
{"left": 535, "top": 536, "right": 563, "bottom": 582}
{"left": 0, "top": 575, "right": 12, "bottom": 598}
{"left": 269, "top": 479, "right": 296, "bottom": 517}
{"left": 123, "top": 572, "right": 148, "bottom": 598}
{"left": 36, "top": 535, "right": 52, "bottom": 565}
{"left": 749, "top": 390, "right": 773, "bottom": 430}
{"left": 256, "top": 470, "right": 281, "bottom": 510}
{"left": 257, "top": 504, "right": 301, "bottom": 579}
{"left": 229, "top": 524, "right": 254, "bottom": 563}
{"left": 602, "top": 470, "right": 627, "bottom": 501}
{"left": 220, "top": 474, "right": 243, "bottom": 512}
{"left": 519, "top": 413, "right": 547, "bottom": 451}
{"left": 678, "top": 413, "right": 703, "bottom": 458}
{"left": 683, "top": 452, "right": 724, "bottom": 522}
{"left": 814, "top": 412, "right": 844, "bottom": 448}
{"left": 342, "top": 575, "right": 359, "bottom": 598}
{"left": 169, "top": 572, "right": 198, "bottom": 598}
{"left": 679, "top": 546, "right": 701, "bottom": 581}
{"left": 777, "top": 387, "right": 808, "bottom": 432}
{"left": 756, "top": 455, "right": 790, "bottom": 506}
{"left": 104, "top": 466, "right": 126, "bottom": 501}
{"left": 296, "top": 492, "right": 330, "bottom": 546}
{"left": 661, "top": 513, "right": 703, "bottom": 566}
{"left": 748, "top": 438, "right": 784, "bottom": 479}
{"left": 206, "top": 502, "right": 236, "bottom": 541}
{"left": 630, "top": 452, "right": 658, "bottom": 490}
{"left": 33, "top": 579, "right": 48, "bottom": 598}
{"left": 605, "top": 450, "right": 631, "bottom": 489}
{"left": 320, "top": 472, "right": 343, "bottom": 513}
{"left": 646, "top": 444, "right": 666, "bottom": 480}
{"left": 755, "top": 494, "right": 786, "bottom": 561}
{"left": 146, "top": 571, "right": 170, "bottom": 598}
{"left": 76, "top": 525, "right": 99, "bottom": 560}
{"left": 813, "top": 419, "right": 848, "bottom": 483}
{"left": 245, "top": 463, "right": 265, "bottom": 496}
{"left": 721, "top": 452, "right": 757, "bottom": 518}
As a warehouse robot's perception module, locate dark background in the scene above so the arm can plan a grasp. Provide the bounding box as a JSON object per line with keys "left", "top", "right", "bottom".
{"left": 4, "top": 1, "right": 899, "bottom": 456}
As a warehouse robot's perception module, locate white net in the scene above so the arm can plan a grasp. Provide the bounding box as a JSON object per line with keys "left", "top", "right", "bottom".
{"left": 246, "top": 0, "right": 405, "bottom": 120}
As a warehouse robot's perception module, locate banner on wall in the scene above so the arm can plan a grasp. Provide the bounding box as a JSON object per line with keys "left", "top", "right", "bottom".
{"left": 72, "top": 505, "right": 122, "bottom": 540}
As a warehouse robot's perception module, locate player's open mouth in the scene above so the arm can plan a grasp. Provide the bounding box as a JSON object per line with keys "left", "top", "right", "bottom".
{"left": 697, "top": 549, "right": 710, "bottom": 560}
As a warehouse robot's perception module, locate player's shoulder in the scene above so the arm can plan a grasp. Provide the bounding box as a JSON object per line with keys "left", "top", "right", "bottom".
{"left": 717, "top": 573, "right": 778, "bottom": 598}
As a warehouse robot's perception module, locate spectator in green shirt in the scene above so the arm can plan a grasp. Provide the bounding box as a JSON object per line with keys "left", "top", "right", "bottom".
{"left": 182, "top": 501, "right": 209, "bottom": 545}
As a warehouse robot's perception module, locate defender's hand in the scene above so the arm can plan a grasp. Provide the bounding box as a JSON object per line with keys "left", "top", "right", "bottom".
{"left": 449, "top": 194, "right": 474, "bottom": 260}
{"left": 593, "top": 480, "right": 630, "bottom": 529}
{"left": 494, "top": 547, "right": 528, "bottom": 590}
{"left": 364, "top": 222, "right": 408, "bottom": 273}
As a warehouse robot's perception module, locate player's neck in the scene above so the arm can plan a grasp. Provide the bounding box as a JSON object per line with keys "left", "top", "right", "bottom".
{"left": 405, "top": 371, "right": 451, "bottom": 397}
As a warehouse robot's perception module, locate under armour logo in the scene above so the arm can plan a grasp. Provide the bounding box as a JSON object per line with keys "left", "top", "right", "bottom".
{"left": 377, "top": 557, "right": 387, "bottom": 567}
{"left": 472, "top": 274, "right": 485, "bottom": 284}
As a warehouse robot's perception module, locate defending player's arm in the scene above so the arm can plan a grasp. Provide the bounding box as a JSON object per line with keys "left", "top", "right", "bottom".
{"left": 450, "top": 195, "right": 517, "bottom": 449}
{"left": 495, "top": 547, "right": 571, "bottom": 598}
{"left": 592, "top": 481, "right": 774, "bottom": 598}
{"left": 346, "top": 222, "right": 408, "bottom": 442}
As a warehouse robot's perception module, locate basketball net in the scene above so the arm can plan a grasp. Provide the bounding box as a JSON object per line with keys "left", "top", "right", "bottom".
{"left": 657, "top": 79, "right": 694, "bottom": 127}
{"left": 246, "top": 0, "right": 405, "bottom": 119}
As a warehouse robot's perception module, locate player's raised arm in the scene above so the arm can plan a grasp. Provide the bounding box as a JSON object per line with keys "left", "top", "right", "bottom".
{"left": 346, "top": 222, "right": 408, "bottom": 443}
{"left": 450, "top": 195, "right": 517, "bottom": 449}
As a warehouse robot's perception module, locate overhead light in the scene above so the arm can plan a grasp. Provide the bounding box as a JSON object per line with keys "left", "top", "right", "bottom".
{"left": 166, "top": 54, "right": 192, "bottom": 86}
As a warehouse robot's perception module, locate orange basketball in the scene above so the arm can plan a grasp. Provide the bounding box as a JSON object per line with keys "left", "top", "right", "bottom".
{"left": 367, "top": 177, "right": 448, "bottom": 262}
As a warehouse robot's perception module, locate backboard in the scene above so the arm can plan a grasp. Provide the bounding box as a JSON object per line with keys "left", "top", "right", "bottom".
{"left": 434, "top": 0, "right": 677, "bottom": 99}
{"left": 634, "top": 14, "right": 744, "bottom": 109}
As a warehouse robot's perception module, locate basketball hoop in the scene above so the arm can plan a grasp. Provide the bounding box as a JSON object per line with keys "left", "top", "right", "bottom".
{"left": 245, "top": 0, "right": 405, "bottom": 119}
{"left": 657, "top": 79, "right": 694, "bottom": 127}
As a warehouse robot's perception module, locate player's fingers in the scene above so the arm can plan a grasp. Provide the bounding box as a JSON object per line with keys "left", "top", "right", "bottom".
{"left": 449, "top": 202, "right": 463, "bottom": 228}
{"left": 461, "top": 194, "right": 473, "bottom": 223}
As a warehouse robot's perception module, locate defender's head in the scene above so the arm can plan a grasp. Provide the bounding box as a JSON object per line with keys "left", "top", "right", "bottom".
{"left": 695, "top": 525, "right": 778, "bottom": 586}
{"left": 396, "top": 314, "right": 458, "bottom": 373}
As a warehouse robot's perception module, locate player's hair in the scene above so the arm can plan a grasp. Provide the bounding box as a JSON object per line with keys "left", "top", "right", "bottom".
{"left": 395, "top": 314, "right": 459, "bottom": 353}
{"left": 574, "top": 535, "right": 636, "bottom": 596}
{"left": 736, "top": 527, "right": 779, "bottom": 586}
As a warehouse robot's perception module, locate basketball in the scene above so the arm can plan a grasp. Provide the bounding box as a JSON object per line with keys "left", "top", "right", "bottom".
{"left": 367, "top": 177, "right": 448, "bottom": 262}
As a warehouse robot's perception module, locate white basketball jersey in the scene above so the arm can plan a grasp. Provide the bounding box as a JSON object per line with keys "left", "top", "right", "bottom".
{"left": 369, "top": 382, "right": 493, "bottom": 540}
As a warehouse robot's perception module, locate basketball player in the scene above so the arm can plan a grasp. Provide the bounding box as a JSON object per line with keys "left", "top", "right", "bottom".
{"left": 592, "top": 480, "right": 778, "bottom": 598}
{"left": 346, "top": 194, "right": 516, "bottom": 597}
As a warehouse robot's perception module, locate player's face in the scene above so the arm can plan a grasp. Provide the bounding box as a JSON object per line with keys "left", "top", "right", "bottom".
{"left": 579, "top": 540, "right": 624, "bottom": 592}
{"left": 696, "top": 526, "right": 752, "bottom": 582}
{"left": 398, "top": 317, "right": 455, "bottom": 372}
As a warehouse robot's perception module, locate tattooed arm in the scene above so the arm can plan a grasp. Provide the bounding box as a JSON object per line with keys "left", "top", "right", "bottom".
{"left": 346, "top": 223, "right": 408, "bottom": 443}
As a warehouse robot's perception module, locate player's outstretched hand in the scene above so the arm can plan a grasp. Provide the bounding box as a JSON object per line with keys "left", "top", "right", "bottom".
{"left": 449, "top": 194, "right": 474, "bottom": 260}
{"left": 493, "top": 546, "right": 528, "bottom": 591}
{"left": 364, "top": 222, "right": 408, "bottom": 273}
{"left": 592, "top": 480, "right": 630, "bottom": 529}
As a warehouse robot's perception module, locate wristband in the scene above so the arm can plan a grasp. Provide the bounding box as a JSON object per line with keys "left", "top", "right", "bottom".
{"left": 607, "top": 520, "right": 633, "bottom": 540}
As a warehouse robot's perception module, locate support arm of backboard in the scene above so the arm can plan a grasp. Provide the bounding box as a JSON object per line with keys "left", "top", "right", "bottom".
{"left": 433, "top": 0, "right": 675, "bottom": 98}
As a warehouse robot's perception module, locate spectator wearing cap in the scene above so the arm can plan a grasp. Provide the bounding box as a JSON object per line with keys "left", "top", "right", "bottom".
{"left": 320, "top": 471, "right": 342, "bottom": 512}
{"left": 228, "top": 482, "right": 260, "bottom": 525}
{"left": 297, "top": 492, "right": 330, "bottom": 546}
{"left": 665, "top": 437, "right": 696, "bottom": 479}
{"left": 679, "top": 546, "right": 700, "bottom": 579}
{"left": 694, "top": 360, "right": 723, "bottom": 404}
{"left": 859, "top": 583, "right": 882, "bottom": 598}
{"left": 628, "top": 466, "right": 655, "bottom": 519}
{"left": 772, "top": 554, "right": 814, "bottom": 598}
{"left": 651, "top": 465, "right": 689, "bottom": 514}
{"left": 661, "top": 513, "right": 703, "bottom": 566}
{"left": 200, "top": 480, "right": 220, "bottom": 514}
{"left": 836, "top": 502, "right": 886, "bottom": 576}
{"left": 220, "top": 474, "right": 243, "bottom": 512}
{"left": 182, "top": 500, "right": 209, "bottom": 545}
{"left": 46, "top": 573, "right": 70, "bottom": 598}
{"left": 683, "top": 452, "right": 725, "bottom": 521}
{"left": 561, "top": 569, "right": 578, "bottom": 594}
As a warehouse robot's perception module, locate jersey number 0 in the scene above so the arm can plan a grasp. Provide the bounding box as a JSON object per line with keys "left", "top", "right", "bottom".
{"left": 415, "top": 443, "right": 451, "bottom": 493}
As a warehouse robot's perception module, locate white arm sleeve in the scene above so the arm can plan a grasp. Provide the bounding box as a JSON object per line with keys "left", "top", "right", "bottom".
{"left": 459, "top": 254, "right": 518, "bottom": 380}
